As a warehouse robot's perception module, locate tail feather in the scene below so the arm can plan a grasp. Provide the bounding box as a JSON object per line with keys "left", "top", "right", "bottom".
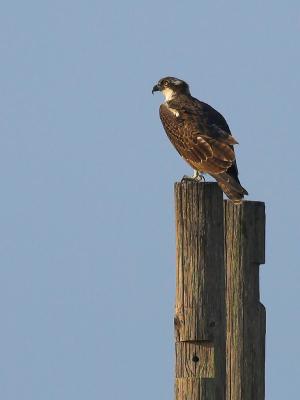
{"left": 211, "top": 172, "right": 248, "bottom": 203}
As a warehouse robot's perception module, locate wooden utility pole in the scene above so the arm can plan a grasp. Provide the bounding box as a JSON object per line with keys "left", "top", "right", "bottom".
{"left": 224, "top": 201, "right": 265, "bottom": 400}
{"left": 174, "top": 182, "right": 226, "bottom": 400}
{"left": 174, "top": 181, "right": 265, "bottom": 400}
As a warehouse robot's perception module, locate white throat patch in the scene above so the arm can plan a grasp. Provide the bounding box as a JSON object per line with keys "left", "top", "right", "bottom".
{"left": 162, "top": 87, "right": 175, "bottom": 101}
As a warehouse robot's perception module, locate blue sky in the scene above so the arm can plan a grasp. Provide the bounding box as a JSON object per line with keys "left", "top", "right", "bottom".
{"left": 0, "top": 1, "right": 299, "bottom": 399}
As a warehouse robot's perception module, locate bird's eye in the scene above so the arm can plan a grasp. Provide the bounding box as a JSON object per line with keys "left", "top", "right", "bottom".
{"left": 162, "top": 80, "right": 168, "bottom": 86}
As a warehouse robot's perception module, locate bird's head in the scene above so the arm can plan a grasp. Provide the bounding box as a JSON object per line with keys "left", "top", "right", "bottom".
{"left": 152, "top": 77, "right": 190, "bottom": 101}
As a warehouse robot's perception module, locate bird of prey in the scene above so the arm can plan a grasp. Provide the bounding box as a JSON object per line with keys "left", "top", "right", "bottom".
{"left": 152, "top": 76, "right": 248, "bottom": 203}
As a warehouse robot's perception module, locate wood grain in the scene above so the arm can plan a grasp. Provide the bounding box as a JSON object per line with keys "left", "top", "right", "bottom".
{"left": 174, "top": 181, "right": 226, "bottom": 400}
{"left": 224, "top": 200, "right": 266, "bottom": 400}
{"left": 173, "top": 181, "right": 266, "bottom": 399}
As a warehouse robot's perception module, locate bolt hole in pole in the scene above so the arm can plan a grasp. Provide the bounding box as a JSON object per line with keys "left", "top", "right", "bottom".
{"left": 192, "top": 354, "right": 199, "bottom": 363}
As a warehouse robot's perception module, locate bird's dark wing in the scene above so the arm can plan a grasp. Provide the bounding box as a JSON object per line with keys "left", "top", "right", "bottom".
{"left": 159, "top": 98, "right": 238, "bottom": 174}
{"left": 190, "top": 98, "right": 241, "bottom": 181}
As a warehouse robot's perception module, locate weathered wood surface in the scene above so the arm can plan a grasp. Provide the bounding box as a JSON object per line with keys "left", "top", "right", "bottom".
{"left": 173, "top": 181, "right": 266, "bottom": 400}
{"left": 224, "top": 201, "right": 266, "bottom": 400}
{"left": 174, "top": 181, "right": 226, "bottom": 400}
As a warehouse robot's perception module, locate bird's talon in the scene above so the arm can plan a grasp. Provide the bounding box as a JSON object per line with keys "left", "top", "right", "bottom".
{"left": 181, "top": 172, "right": 205, "bottom": 183}
{"left": 181, "top": 175, "right": 193, "bottom": 182}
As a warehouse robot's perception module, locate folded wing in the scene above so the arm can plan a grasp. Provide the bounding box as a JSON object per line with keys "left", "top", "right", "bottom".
{"left": 159, "top": 102, "right": 237, "bottom": 174}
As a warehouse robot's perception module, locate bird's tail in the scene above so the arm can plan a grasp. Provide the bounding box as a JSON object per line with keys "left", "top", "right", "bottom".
{"left": 211, "top": 172, "right": 248, "bottom": 204}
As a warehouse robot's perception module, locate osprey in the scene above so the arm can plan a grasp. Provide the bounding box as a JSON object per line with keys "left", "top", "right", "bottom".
{"left": 152, "top": 76, "right": 248, "bottom": 203}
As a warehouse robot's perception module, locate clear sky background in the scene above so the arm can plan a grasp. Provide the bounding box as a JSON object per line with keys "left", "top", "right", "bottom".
{"left": 0, "top": 1, "right": 299, "bottom": 399}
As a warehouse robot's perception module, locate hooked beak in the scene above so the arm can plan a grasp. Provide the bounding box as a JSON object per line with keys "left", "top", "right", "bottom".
{"left": 152, "top": 84, "right": 160, "bottom": 94}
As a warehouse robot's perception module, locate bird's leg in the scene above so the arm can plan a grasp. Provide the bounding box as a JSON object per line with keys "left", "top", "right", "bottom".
{"left": 192, "top": 169, "right": 205, "bottom": 181}
{"left": 181, "top": 169, "right": 205, "bottom": 182}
